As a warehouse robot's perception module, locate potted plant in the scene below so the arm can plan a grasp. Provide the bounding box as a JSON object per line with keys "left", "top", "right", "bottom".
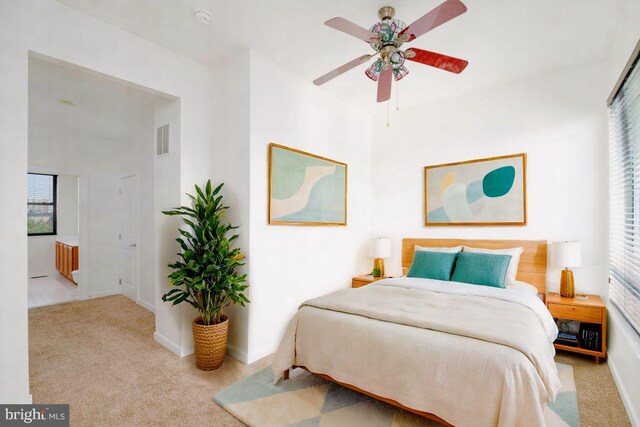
{"left": 162, "top": 180, "right": 249, "bottom": 371}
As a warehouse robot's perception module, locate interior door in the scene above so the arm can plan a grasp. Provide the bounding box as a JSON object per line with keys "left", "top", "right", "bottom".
{"left": 119, "top": 175, "right": 137, "bottom": 301}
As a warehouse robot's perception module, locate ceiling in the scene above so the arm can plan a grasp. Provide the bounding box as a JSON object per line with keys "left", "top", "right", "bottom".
{"left": 54, "top": 0, "right": 623, "bottom": 112}
{"left": 29, "top": 57, "right": 159, "bottom": 142}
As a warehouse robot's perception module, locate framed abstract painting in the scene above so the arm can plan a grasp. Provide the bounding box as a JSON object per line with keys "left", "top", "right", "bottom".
{"left": 424, "top": 153, "right": 527, "bottom": 226}
{"left": 268, "top": 143, "right": 347, "bottom": 226}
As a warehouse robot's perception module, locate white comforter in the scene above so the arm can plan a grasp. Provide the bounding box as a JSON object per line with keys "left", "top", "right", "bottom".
{"left": 273, "top": 277, "right": 560, "bottom": 427}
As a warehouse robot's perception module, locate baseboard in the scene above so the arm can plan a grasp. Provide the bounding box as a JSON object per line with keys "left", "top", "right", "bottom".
{"left": 88, "top": 289, "right": 120, "bottom": 299}
{"left": 226, "top": 343, "right": 249, "bottom": 364}
{"left": 181, "top": 342, "right": 194, "bottom": 358}
{"left": 136, "top": 298, "right": 155, "bottom": 313}
{"left": 608, "top": 355, "right": 640, "bottom": 427}
{"left": 245, "top": 343, "right": 276, "bottom": 365}
{"left": 154, "top": 332, "right": 182, "bottom": 357}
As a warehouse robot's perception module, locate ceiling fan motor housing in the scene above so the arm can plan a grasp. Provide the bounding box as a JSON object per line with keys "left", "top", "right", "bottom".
{"left": 378, "top": 6, "right": 395, "bottom": 20}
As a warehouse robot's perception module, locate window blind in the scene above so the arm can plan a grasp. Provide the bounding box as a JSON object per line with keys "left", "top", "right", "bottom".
{"left": 609, "top": 44, "right": 640, "bottom": 336}
{"left": 27, "top": 173, "right": 57, "bottom": 236}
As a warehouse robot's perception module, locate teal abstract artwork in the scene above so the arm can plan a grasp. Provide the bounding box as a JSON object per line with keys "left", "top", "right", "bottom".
{"left": 269, "top": 144, "right": 347, "bottom": 225}
{"left": 424, "top": 154, "right": 526, "bottom": 226}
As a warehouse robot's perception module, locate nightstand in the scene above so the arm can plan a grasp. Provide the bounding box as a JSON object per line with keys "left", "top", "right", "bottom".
{"left": 352, "top": 275, "right": 387, "bottom": 288}
{"left": 546, "top": 292, "right": 607, "bottom": 363}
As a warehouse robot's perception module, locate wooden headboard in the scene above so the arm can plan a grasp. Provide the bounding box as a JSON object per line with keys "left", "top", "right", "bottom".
{"left": 402, "top": 238, "right": 548, "bottom": 295}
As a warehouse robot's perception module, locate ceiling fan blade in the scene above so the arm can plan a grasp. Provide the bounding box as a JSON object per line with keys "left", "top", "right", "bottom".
{"left": 325, "top": 17, "right": 377, "bottom": 43}
{"left": 400, "top": 0, "right": 467, "bottom": 42}
{"left": 406, "top": 48, "right": 468, "bottom": 74}
{"left": 313, "top": 55, "right": 372, "bottom": 86}
{"left": 377, "top": 67, "right": 393, "bottom": 102}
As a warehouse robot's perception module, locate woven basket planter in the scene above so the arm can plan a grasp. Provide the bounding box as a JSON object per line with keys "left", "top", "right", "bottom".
{"left": 192, "top": 315, "right": 228, "bottom": 371}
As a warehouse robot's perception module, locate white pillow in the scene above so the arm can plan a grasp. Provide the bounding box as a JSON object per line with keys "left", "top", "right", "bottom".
{"left": 506, "top": 280, "right": 538, "bottom": 296}
{"left": 415, "top": 245, "right": 462, "bottom": 253}
{"left": 462, "top": 245, "right": 524, "bottom": 285}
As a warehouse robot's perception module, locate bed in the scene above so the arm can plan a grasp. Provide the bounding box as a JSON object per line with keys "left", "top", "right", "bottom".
{"left": 272, "top": 238, "right": 559, "bottom": 427}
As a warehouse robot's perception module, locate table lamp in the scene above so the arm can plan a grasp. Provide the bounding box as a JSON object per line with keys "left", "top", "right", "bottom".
{"left": 552, "top": 241, "right": 582, "bottom": 298}
{"left": 369, "top": 238, "right": 391, "bottom": 278}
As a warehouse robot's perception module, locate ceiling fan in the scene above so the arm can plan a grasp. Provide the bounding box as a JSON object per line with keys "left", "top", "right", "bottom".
{"left": 313, "top": 0, "right": 469, "bottom": 103}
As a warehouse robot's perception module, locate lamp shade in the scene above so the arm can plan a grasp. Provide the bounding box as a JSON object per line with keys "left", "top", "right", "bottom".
{"left": 552, "top": 241, "right": 582, "bottom": 268}
{"left": 369, "top": 238, "right": 391, "bottom": 259}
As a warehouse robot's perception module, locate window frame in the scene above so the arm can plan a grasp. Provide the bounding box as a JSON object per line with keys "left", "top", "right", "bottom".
{"left": 27, "top": 172, "right": 58, "bottom": 237}
{"left": 608, "top": 39, "right": 640, "bottom": 336}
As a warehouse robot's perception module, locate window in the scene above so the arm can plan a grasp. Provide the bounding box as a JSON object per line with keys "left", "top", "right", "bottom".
{"left": 609, "top": 41, "right": 640, "bottom": 335}
{"left": 27, "top": 173, "right": 57, "bottom": 236}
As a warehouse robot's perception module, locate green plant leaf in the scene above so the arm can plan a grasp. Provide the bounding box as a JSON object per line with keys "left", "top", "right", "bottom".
{"left": 161, "top": 180, "right": 250, "bottom": 318}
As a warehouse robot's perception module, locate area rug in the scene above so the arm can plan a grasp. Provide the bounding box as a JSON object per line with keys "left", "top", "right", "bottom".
{"left": 214, "top": 363, "right": 579, "bottom": 426}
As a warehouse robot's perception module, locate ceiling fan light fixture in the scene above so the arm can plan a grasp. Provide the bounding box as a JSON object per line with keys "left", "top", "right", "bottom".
{"left": 365, "top": 60, "right": 383, "bottom": 81}
{"left": 393, "top": 66, "right": 409, "bottom": 81}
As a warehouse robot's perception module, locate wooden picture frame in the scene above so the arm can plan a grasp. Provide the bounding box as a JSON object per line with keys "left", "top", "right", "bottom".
{"left": 268, "top": 143, "right": 347, "bottom": 226}
{"left": 424, "top": 153, "right": 527, "bottom": 227}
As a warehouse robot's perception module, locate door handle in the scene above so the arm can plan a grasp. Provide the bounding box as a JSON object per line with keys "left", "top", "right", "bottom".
{"left": 129, "top": 244, "right": 137, "bottom": 248}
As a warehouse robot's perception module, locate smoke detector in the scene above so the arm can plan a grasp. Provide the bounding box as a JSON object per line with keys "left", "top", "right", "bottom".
{"left": 193, "top": 10, "right": 212, "bottom": 25}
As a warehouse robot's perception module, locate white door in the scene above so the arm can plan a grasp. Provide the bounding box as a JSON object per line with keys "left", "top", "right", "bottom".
{"left": 119, "top": 175, "right": 137, "bottom": 301}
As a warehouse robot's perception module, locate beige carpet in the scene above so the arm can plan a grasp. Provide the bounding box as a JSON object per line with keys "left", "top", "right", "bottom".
{"left": 29, "top": 295, "right": 270, "bottom": 426}
{"left": 555, "top": 353, "right": 631, "bottom": 427}
{"left": 29, "top": 295, "right": 631, "bottom": 426}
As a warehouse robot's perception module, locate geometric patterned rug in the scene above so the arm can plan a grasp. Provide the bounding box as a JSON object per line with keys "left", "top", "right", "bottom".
{"left": 214, "top": 363, "right": 579, "bottom": 426}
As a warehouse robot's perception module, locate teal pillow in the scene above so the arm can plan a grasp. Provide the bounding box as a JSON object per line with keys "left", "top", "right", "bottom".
{"left": 451, "top": 252, "right": 512, "bottom": 288}
{"left": 407, "top": 251, "right": 458, "bottom": 281}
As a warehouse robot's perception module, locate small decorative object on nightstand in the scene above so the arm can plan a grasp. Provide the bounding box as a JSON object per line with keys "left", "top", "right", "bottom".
{"left": 546, "top": 292, "right": 606, "bottom": 363}
{"left": 551, "top": 241, "right": 581, "bottom": 298}
{"left": 352, "top": 275, "right": 387, "bottom": 288}
{"left": 369, "top": 238, "right": 391, "bottom": 278}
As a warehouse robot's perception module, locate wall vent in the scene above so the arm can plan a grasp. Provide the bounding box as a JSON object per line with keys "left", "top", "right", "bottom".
{"left": 156, "top": 123, "right": 170, "bottom": 156}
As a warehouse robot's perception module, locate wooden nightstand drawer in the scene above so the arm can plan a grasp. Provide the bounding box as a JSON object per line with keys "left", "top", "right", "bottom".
{"left": 352, "top": 275, "right": 389, "bottom": 288}
{"left": 352, "top": 279, "right": 371, "bottom": 288}
{"left": 548, "top": 303, "right": 602, "bottom": 323}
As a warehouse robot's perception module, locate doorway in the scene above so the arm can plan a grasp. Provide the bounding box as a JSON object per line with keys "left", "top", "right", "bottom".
{"left": 27, "top": 54, "right": 179, "bottom": 312}
{"left": 119, "top": 174, "right": 138, "bottom": 302}
{"left": 27, "top": 172, "right": 81, "bottom": 308}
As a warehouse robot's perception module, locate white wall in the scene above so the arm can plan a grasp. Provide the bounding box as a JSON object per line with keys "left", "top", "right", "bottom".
{"left": 191, "top": 50, "right": 373, "bottom": 364}
{"left": 57, "top": 175, "right": 80, "bottom": 237}
{"left": 370, "top": 62, "right": 609, "bottom": 296}
{"left": 28, "top": 174, "right": 79, "bottom": 278}
{"left": 246, "top": 51, "right": 372, "bottom": 362}
{"left": 153, "top": 98, "right": 185, "bottom": 355}
{"left": 604, "top": 3, "right": 640, "bottom": 424}
{"left": 0, "top": 0, "right": 218, "bottom": 402}
{"left": 209, "top": 52, "right": 251, "bottom": 362}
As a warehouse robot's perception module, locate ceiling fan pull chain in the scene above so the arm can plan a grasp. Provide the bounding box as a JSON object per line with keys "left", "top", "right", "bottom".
{"left": 387, "top": 99, "right": 390, "bottom": 127}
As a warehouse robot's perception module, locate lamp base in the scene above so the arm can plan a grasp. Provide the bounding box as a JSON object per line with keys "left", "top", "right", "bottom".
{"left": 373, "top": 258, "right": 385, "bottom": 278}
{"left": 560, "top": 269, "right": 575, "bottom": 298}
